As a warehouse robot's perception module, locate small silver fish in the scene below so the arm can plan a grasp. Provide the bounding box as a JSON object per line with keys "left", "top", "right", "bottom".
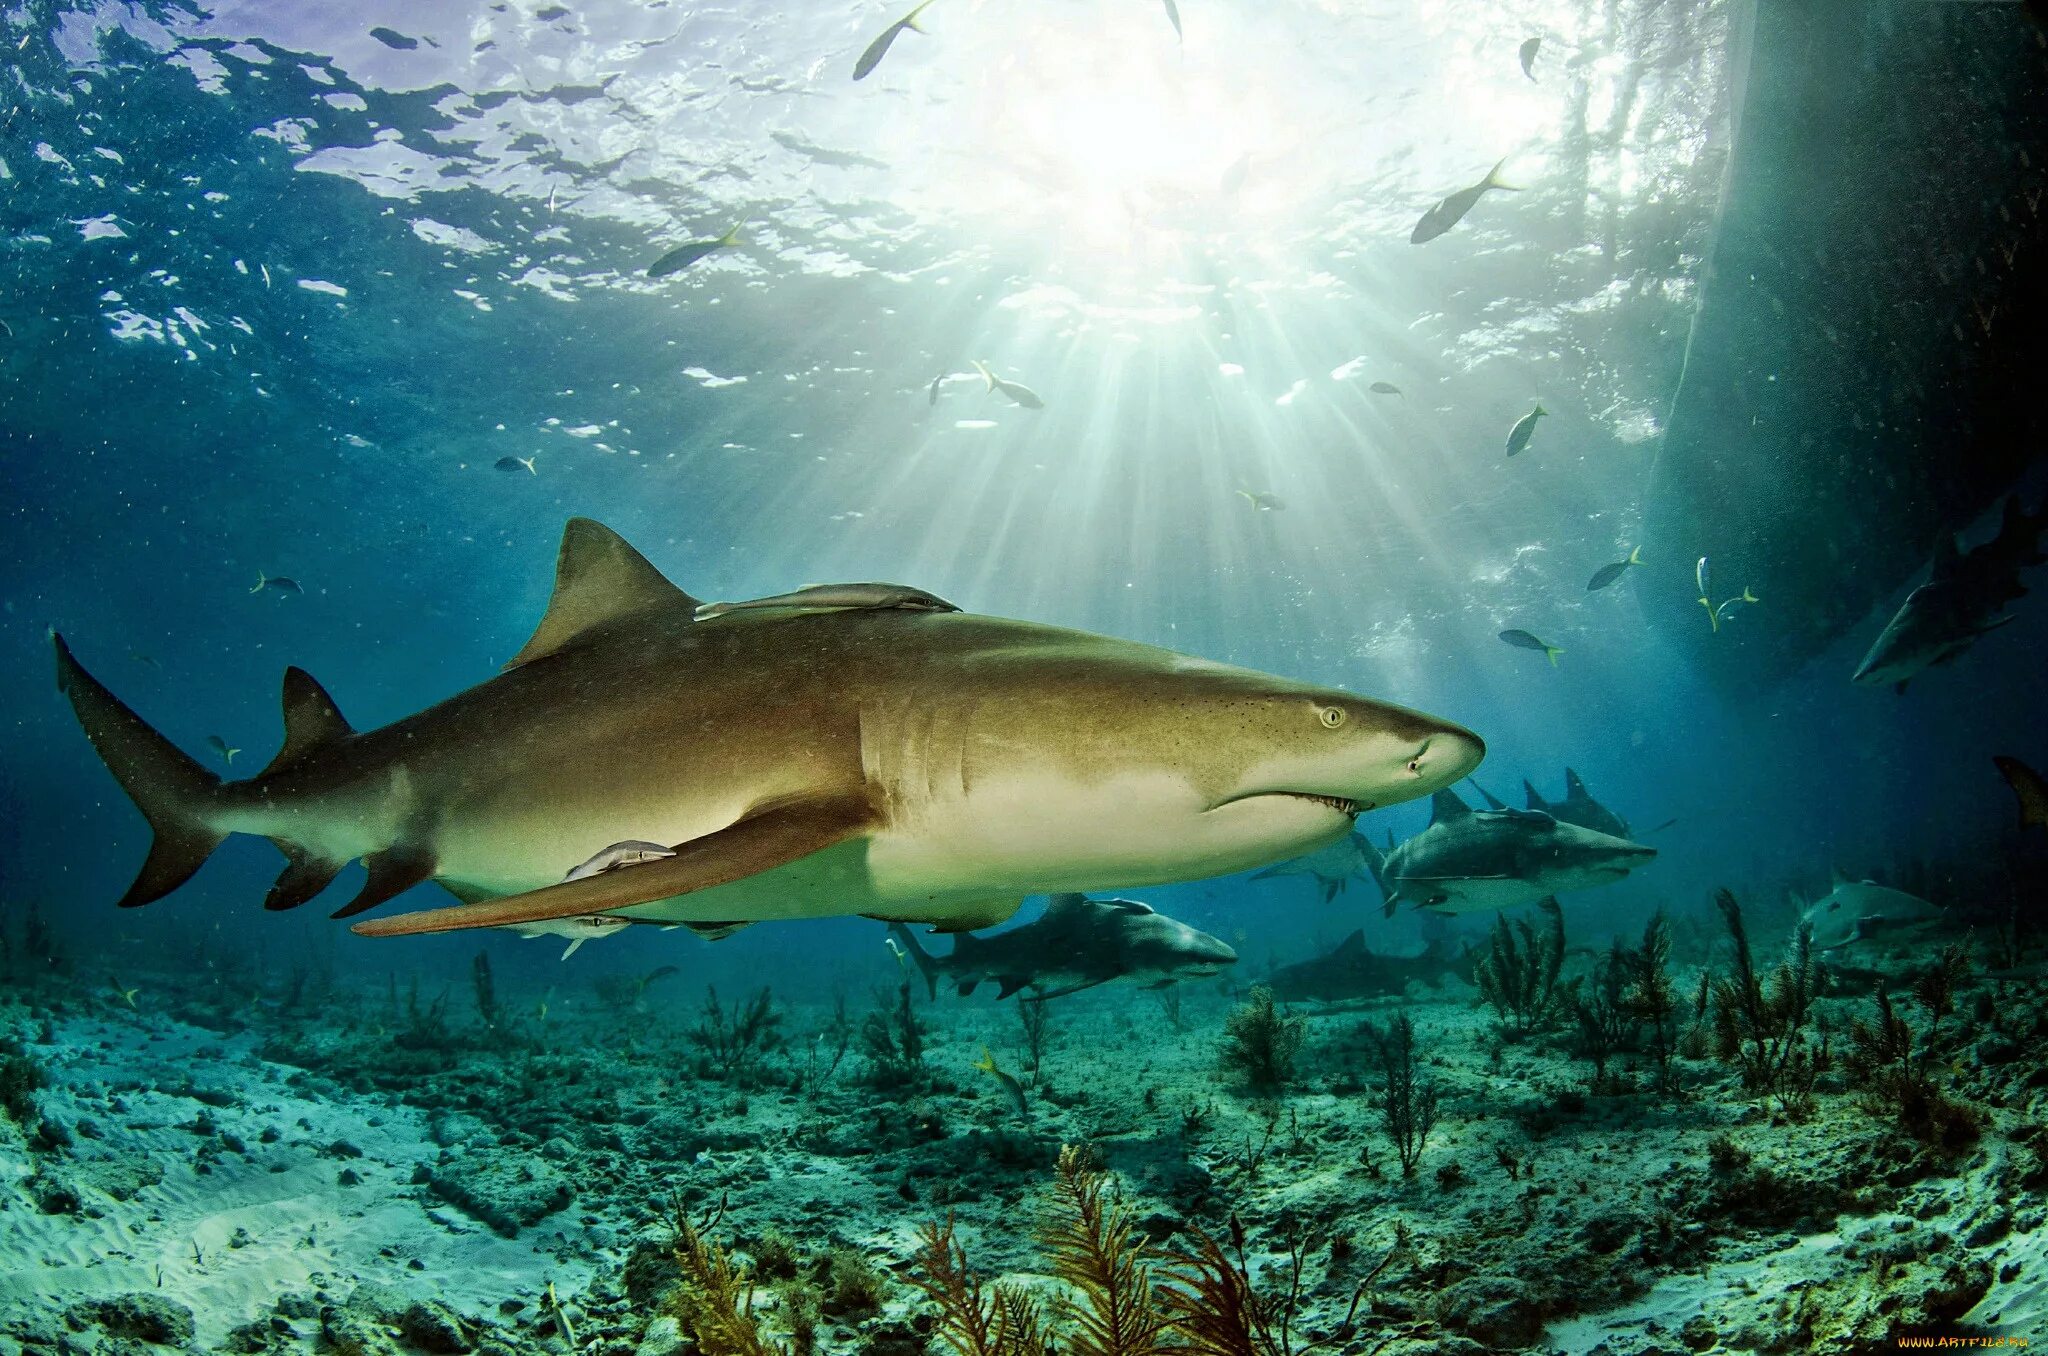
{"left": 495, "top": 455, "right": 537, "bottom": 475}
{"left": 206, "top": 734, "right": 240, "bottom": 766}
{"left": 853, "top": 0, "right": 937, "bottom": 81}
{"left": 1505, "top": 403, "right": 1547, "bottom": 457}
{"left": 971, "top": 359, "right": 1044, "bottom": 409}
{"left": 250, "top": 571, "right": 303, "bottom": 595}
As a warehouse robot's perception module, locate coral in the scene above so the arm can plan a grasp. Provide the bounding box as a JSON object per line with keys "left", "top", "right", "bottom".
{"left": 824, "top": 1247, "right": 891, "bottom": 1318}
{"left": 1474, "top": 898, "right": 1575, "bottom": 1037}
{"left": 1362, "top": 1012, "right": 1439, "bottom": 1177}
{"left": 1709, "top": 889, "right": 1825, "bottom": 1116}
{"left": 910, "top": 1213, "right": 1052, "bottom": 1356}
{"left": 1218, "top": 987, "right": 1303, "bottom": 1094}
{"left": 671, "top": 1205, "right": 788, "bottom": 1356}
{"left": 691, "top": 987, "right": 785, "bottom": 1086}
{"left": 1571, "top": 937, "right": 1636, "bottom": 1090}
{"left": 1042, "top": 1145, "right": 1169, "bottom": 1355}
{"left": 1622, "top": 912, "right": 1681, "bottom": 1093}
{"left": 66, "top": 1293, "right": 196, "bottom": 1346}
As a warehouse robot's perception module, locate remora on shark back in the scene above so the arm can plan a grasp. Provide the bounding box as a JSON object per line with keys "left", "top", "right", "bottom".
{"left": 54, "top": 518, "right": 1485, "bottom": 941}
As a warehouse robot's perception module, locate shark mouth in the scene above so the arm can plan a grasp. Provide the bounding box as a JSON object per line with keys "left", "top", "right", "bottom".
{"left": 1288, "top": 793, "right": 1361, "bottom": 817}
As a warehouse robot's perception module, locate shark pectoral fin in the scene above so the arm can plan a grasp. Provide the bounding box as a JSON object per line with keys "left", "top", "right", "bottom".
{"left": 331, "top": 846, "right": 438, "bottom": 919}
{"left": 994, "top": 976, "right": 1032, "bottom": 999}
{"left": 349, "top": 796, "right": 879, "bottom": 939}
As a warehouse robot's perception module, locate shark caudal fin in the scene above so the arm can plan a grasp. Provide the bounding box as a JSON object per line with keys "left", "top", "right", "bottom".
{"left": 887, "top": 922, "right": 942, "bottom": 1000}
{"left": 52, "top": 634, "right": 225, "bottom": 907}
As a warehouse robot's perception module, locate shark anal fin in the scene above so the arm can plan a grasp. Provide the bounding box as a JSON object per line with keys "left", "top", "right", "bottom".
{"left": 956, "top": 980, "right": 978, "bottom": 997}
{"left": 264, "top": 843, "right": 346, "bottom": 912}
{"left": 263, "top": 667, "right": 353, "bottom": 775}
{"left": 506, "top": 518, "right": 700, "bottom": 671}
{"left": 331, "top": 846, "right": 437, "bottom": 919}
{"left": 994, "top": 975, "right": 1032, "bottom": 999}
{"left": 349, "top": 795, "right": 879, "bottom": 939}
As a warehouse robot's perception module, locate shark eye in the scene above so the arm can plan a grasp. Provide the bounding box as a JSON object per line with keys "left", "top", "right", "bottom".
{"left": 1408, "top": 758, "right": 1422, "bottom": 773}
{"left": 1319, "top": 706, "right": 1346, "bottom": 729}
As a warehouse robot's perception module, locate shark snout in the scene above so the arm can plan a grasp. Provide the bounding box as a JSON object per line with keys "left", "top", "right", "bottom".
{"left": 1411, "top": 727, "right": 1486, "bottom": 792}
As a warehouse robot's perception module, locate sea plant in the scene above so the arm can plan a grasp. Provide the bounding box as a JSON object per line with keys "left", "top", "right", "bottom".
{"left": 1571, "top": 938, "right": 1636, "bottom": 1091}
{"left": 471, "top": 951, "right": 499, "bottom": 1034}
{"left": 860, "top": 978, "right": 927, "bottom": 1087}
{"left": 1474, "top": 897, "right": 1576, "bottom": 1037}
{"left": 668, "top": 1199, "right": 789, "bottom": 1356}
{"left": 1622, "top": 912, "right": 1681, "bottom": 1094}
{"left": 1708, "top": 889, "right": 1826, "bottom": 1117}
{"left": 691, "top": 987, "right": 785, "bottom": 1086}
{"left": 0, "top": 1036, "right": 45, "bottom": 1128}
{"left": 1219, "top": 986, "right": 1304, "bottom": 1094}
{"left": 1361, "top": 1012, "right": 1440, "bottom": 1177}
{"left": 1843, "top": 944, "right": 1982, "bottom": 1152}
{"left": 1017, "top": 998, "right": 1053, "bottom": 1077}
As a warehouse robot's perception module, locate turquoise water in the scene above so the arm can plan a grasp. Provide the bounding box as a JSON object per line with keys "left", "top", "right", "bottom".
{"left": 3, "top": 2, "right": 2046, "bottom": 1353}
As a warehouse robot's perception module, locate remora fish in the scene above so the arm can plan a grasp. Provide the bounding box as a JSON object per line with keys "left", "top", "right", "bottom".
{"left": 853, "top": 0, "right": 937, "bottom": 81}
{"left": 1264, "top": 930, "right": 1463, "bottom": 1004}
{"left": 53, "top": 518, "right": 1484, "bottom": 940}
{"left": 694, "top": 583, "right": 959, "bottom": 620}
{"left": 888, "top": 894, "right": 1238, "bottom": 1000}
{"left": 1524, "top": 767, "right": 1631, "bottom": 840}
{"left": 1798, "top": 870, "right": 1943, "bottom": 951}
{"left": 1853, "top": 497, "right": 2048, "bottom": 692}
{"left": 1251, "top": 830, "right": 1375, "bottom": 904}
{"left": 1361, "top": 788, "right": 1655, "bottom": 916}
{"left": 1410, "top": 158, "right": 1518, "bottom": 244}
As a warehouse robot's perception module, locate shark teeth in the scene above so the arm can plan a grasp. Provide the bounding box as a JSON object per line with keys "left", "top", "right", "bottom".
{"left": 1293, "top": 793, "right": 1359, "bottom": 817}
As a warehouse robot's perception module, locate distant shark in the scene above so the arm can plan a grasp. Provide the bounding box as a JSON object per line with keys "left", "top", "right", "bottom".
{"left": 1522, "top": 768, "right": 1632, "bottom": 840}
{"left": 1854, "top": 497, "right": 2047, "bottom": 692}
{"left": 1264, "top": 930, "right": 1464, "bottom": 1003}
{"left": 54, "top": 518, "right": 1485, "bottom": 941}
{"left": 1250, "top": 830, "right": 1376, "bottom": 903}
{"left": 889, "top": 894, "right": 1237, "bottom": 1000}
{"left": 1362, "top": 789, "right": 1656, "bottom": 916}
{"left": 1797, "top": 870, "right": 1944, "bottom": 951}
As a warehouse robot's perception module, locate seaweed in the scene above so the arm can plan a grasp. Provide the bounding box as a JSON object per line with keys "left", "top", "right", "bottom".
{"left": 908, "top": 1145, "right": 1399, "bottom": 1356}
{"left": 1571, "top": 938, "right": 1636, "bottom": 1091}
{"left": 471, "top": 951, "right": 498, "bottom": 1034}
{"left": 668, "top": 1198, "right": 788, "bottom": 1356}
{"left": 860, "top": 979, "right": 926, "bottom": 1087}
{"left": 1361, "top": 1012, "right": 1439, "bottom": 1177}
{"left": 1623, "top": 912, "right": 1682, "bottom": 1094}
{"left": 1709, "top": 889, "right": 1825, "bottom": 1117}
{"left": 1218, "top": 986, "right": 1303, "bottom": 1094}
{"left": 1844, "top": 944, "right": 1983, "bottom": 1153}
{"left": 1017, "top": 998, "right": 1053, "bottom": 1077}
{"left": 1474, "top": 898, "right": 1576, "bottom": 1037}
{"left": 691, "top": 987, "right": 785, "bottom": 1086}
{"left": 0, "top": 1036, "right": 44, "bottom": 1128}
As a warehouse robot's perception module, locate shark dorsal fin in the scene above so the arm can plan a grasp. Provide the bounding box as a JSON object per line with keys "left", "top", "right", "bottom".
{"left": 1334, "top": 929, "right": 1367, "bottom": 955}
{"left": 1471, "top": 781, "right": 1507, "bottom": 811}
{"left": 1044, "top": 892, "right": 1090, "bottom": 916}
{"left": 1565, "top": 768, "right": 1590, "bottom": 799}
{"left": 507, "top": 518, "right": 699, "bottom": 670}
{"left": 263, "top": 667, "right": 353, "bottom": 776}
{"left": 1829, "top": 865, "right": 1850, "bottom": 889}
{"left": 1429, "top": 788, "right": 1471, "bottom": 826}
{"left": 1524, "top": 779, "right": 1548, "bottom": 810}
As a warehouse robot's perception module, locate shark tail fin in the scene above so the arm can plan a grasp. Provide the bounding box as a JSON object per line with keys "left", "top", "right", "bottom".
{"left": 53, "top": 633, "right": 226, "bottom": 908}
{"left": 888, "top": 922, "right": 941, "bottom": 1000}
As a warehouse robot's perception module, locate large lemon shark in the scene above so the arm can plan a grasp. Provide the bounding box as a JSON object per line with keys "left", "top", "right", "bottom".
{"left": 52, "top": 518, "right": 1485, "bottom": 942}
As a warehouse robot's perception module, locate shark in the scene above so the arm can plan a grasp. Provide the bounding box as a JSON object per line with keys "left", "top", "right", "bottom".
{"left": 889, "top": 893, "right": 1237, "bottom": 1000}
{"left": 1797, "top": 870, "right": 1944, "bottom": 951}
{"left": 1361, "top": 789, "right": 1656, "bottom": 916}
{"left": 1264, "top": 930, "right": 1464, "bottom": 1004}
{"left": 1522, "top": 768, "right": 1632, "bottom": 840}
{"left": 1853, "top": 496, "right": 2047, "bottom": 692}
{"left": 53, "top": 518, "right": 1485, "bottom": 942}
{"left": 1249, "top": 830, "right": 1376, "bottom": 903}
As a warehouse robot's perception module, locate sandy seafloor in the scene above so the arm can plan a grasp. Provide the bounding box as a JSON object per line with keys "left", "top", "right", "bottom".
{"left": 1, "top": 911, "right": 2044, "bottom": 1356}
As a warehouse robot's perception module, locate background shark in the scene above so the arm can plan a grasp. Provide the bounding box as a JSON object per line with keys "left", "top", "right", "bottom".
{"left": 53, "top": 518, "right": 1485, "bottom": 944}
{"left": 1797, "top": 870, "right": 1944, "bottom": 951}
{"left": 1361, "top": 789, "right": 1656, "bottom": 916}
{"left": 889, "top": 895, "right": 1237, "bottom": 1000}
{"left": 1854, "top": 497, "right": 2047, "bottom": 692}
{"left": 1263, "top": 930, "right": 1466, "bottom": 1004}
{"left": 1523, "top": 768, "right": 1632, "bottom": 840}
{"left": 1249, "top": 831, "right": 1375, "bottom": 903}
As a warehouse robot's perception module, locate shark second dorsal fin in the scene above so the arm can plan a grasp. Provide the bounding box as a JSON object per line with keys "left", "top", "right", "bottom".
{"left": 1334, "top": 929, "right": 1367, "bottom": 955}
{"left": 1470, "top": 781, "right": 1507, "bottom": 811}
{"left": 1565, "top": 767, "right": 1590, "bottom": 798}
{"left": 262, "top": 667, "right": 353, "bottom": 776}
{"left": 1524, "top": 779, "right": 1548, "bottom": 810}
{"left": 1829, "top": 865, "right": 1851, "bottom": 889}
{"left": 506, "top": 518, "right": 699, "bottom": 670}
{"left": 1429, "top": 788, "right": 1471, "bottom": 826}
